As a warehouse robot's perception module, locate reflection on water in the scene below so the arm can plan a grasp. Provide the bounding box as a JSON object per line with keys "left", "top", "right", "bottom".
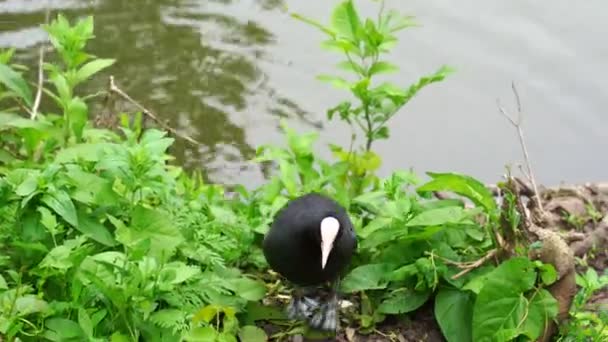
{"left": 1, "top": 0, "right": 608, "bottom": 186}
{"left": 0, "top": 0, "right": 311, "bottom": 185}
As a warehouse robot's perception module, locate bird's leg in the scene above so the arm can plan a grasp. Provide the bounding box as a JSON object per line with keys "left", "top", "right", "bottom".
{"left": 308, "top": 279, "right": 341, "bottom": 332}
{"left": 286, "top": 285, "right": 319, "bottom": 320}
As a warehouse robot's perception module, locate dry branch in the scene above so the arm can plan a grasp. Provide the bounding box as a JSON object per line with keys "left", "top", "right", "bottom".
{"left": 108, "top": 76, "right": 203, "bottom": 147}
{"left": 31, "top": 7, "right": 51, "bottom": 119}
{"left": 497, "top": 82, "right": 546, "bottom": 216}
{"left": 450, "top": 249, "right": 498, "bottom": 280}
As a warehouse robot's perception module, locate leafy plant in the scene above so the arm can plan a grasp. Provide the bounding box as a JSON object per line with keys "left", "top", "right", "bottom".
{"left": 292, "top": 0, "right": 454, "bottom": 152}
{"left": 557, "top": 268, "right": 608, "bottom": 342}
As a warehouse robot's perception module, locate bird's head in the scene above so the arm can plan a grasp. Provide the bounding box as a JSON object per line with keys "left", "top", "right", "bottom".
{"left": 319, "top": 216, "right": 340, "bottom": 270}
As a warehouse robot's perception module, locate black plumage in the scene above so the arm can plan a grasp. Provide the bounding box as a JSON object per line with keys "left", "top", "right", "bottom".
{"left": 263, "top": 192, "right": 357, "bottom": 331}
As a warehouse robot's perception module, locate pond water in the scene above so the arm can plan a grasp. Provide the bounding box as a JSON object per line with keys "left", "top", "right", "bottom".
{"left": 1, "top": 0, "right": 607, "bottom": 187}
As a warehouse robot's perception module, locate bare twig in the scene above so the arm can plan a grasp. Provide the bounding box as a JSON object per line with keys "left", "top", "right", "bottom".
{"left": 450, "top": 249, "right": 498, "bottom": 280}
{"left": 31, "top": 7, "right": 51, "bottom": 119}
{"left": 108, "top": 76, "right": 203, "bottom": 147}
{"left": 497, "top": 82, "right": 546, "bottom": 216}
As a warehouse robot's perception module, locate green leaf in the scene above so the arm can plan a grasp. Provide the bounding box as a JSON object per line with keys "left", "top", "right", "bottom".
{"left": 279, "top": 159, "right": 298, "bottom": 196}
{"left": 227, "top": 277, "right": 267, "bottom": 301}
{"left": 0, "top": 274, "right": 7, "bottom": 290}
{"left": 0, "top": 63, "right": 33, "bottom": 106}
{"left": 331, "top": 0, "right": 362, "bottom": 41}
{"left": 14, "top": 295, "right": 50, "bottom": 316}
{"left": 378, "top": 288, "right": 430, "bottom": 314}
{"left": 15, "top": 174, "right": 38, "bottom": 197}
{"left": 290, "top": 13, "right": 336, "bottom": 37}
{"left": 76, "top": 210, "right": 117, "bottom": 247}
{"left": 130, "top": 206, "right": 184, "bottom": 261}
{"left": 352, "top": 190, "right": 386, "bottom": 214}
{"left": 536, "top": 262, "right": 558, "bottom": 286}
{"left": 520, "top": 289, "right": 558, "bottom": 339}
{"left": 67, "top": 97, "right": 88, "bottom": 140}
{"left": 55, "top": 142, "right": 118, "bottom": 163}
{"left": 183, "top": 326, "right": 218, "bottom": 342}
{"left": 316, "top": 74, "right": 351, "bottom": 89}
{"left": 44, "top": 318, "right": 85, "bottom": 340}
{"left": 369, "top": 61, "right": 399, "bottom": 76}
{"left": 418, "top": 172, "right": 497, "bottom": 213}
{"left": 78, "top": 308, "right": 94, "bottom": 338}
{"left": 472, "top": 257, "right": 538, "bottom": 342}
{"left": 50, "top": 72, "right": 71, "bottom": 105}
{"left": 38, "top": 237, "right": 86, "bottom": 271}
{"left": 435, "top": 288, "right": 474, "bottom": 342}
{"left": 42, "top": 190, "right": 78, "bottom": 228}
{"left": 238, "top": 326, "right": 268, "bottom": 342}
{"left": 75, "top": 58, "right": 116, "bottom": 84}
{"left": 406, "top": 206, "right": 467, "bottom": 227}
{"left": 341, "top": 263, "right": 394, "bottom": 292}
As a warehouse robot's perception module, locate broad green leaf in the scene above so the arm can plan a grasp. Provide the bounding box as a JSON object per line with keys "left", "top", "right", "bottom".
{"left": 130, "top": 205, "right": 184, "bottom": 260}
{"left": 238, "top": 326, "right": 268, "bottom": 342}
{"left": 44, "top": 318, "right": 85, "bottom": 340}
{"left": 50, "top": 72, "right": 71, "bottom": 105}
{"left": 183, "top": 327, "right": 218, "bottom": 342}
{"left": 359, "top": 216, "right": 391, "bottom": 238}
{"left": 42, "top": 190, "right": 78, "bottom": 228}
{"left": 76, "top": 58, "right": 116, "bottom": 84}
{"left": 418, "top": 172, "right": 497, "bottom": 213}
{"left": 378, "top": 288, "right": 430, "bottom": 314}
{"left": 536, "top": 262, "right": 558, "bottom": 286}
{"left": 38, "top": 237, "right": 86, "bottom": 271}
{"left": 352, "top": 190, "right": 386, "bottom": 214}
{"left": 406, "top": 206, "right": 466, "bottom": 227}
{"left": 66, "top": 167, "right": 120, "bottom": 205}
{"left": 330, "top": 0, "right": 362, "bottom": 41}
{"left": 76, "top": 210, "right": 117, "bottom": 247}
{"left": 14, "top": 295, "right": 50, "bottom": 316}
{"left": 161, "top": 262, "right": 200, "bottom": 285}
{"left": 0, "top": 63, "right": 33, "bottom": 106}
{"left": 67, "top": 97, "right": 88, "bottom": 140}
{"left": 227, "top": 277, "right": 267, "bottom": 301}
{"left": 54, "top": 142, "right": 118, "bottom": 163}
{"left": 472, "top": 257, "right": 537, "bottom": 342}
{"left": 15, "top": 174, "right": 38, "bottom": 197}
{"left": 341, "top": 263, "right": 394, "bottom": 292}
{"left": 78, "top": 308, "right": 94, "bottom": 338}
{"left": 520, "top": 289, "right": 558, "bottom": 339}
{"left": 369, "top": 61, "right": 399, "bottom": 76}
{"left": 435, "top": 288, "right": 474, "bottom": 342}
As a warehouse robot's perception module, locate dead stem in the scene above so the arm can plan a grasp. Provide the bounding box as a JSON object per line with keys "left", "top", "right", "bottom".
{"left": 497, "top": 82, "right": 546, "bottom": 217}
{"left": 108, "top": 76, "right": 203, "bottom": 147}
{"left": 450, "top": 249, "right": 498, "bottom": 280}
{"left": 31, "top": 6, "right": 51, "bottom": 119}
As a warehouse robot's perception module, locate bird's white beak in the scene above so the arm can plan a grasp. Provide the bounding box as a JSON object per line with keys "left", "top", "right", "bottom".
{"left": 320, "top": 216, "right": 340, "bottom": 269}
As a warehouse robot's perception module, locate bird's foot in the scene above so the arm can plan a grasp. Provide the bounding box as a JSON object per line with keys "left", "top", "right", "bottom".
{"left": 286, "top": 296, "right": 319, "bottom": 320}
{"left": 307, "top": 299, "right": 339, "bottom": 332}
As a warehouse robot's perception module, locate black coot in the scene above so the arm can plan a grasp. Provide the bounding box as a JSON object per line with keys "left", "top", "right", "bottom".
{"left": 263, "top": 193, "right": 357, "bottom": 331}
